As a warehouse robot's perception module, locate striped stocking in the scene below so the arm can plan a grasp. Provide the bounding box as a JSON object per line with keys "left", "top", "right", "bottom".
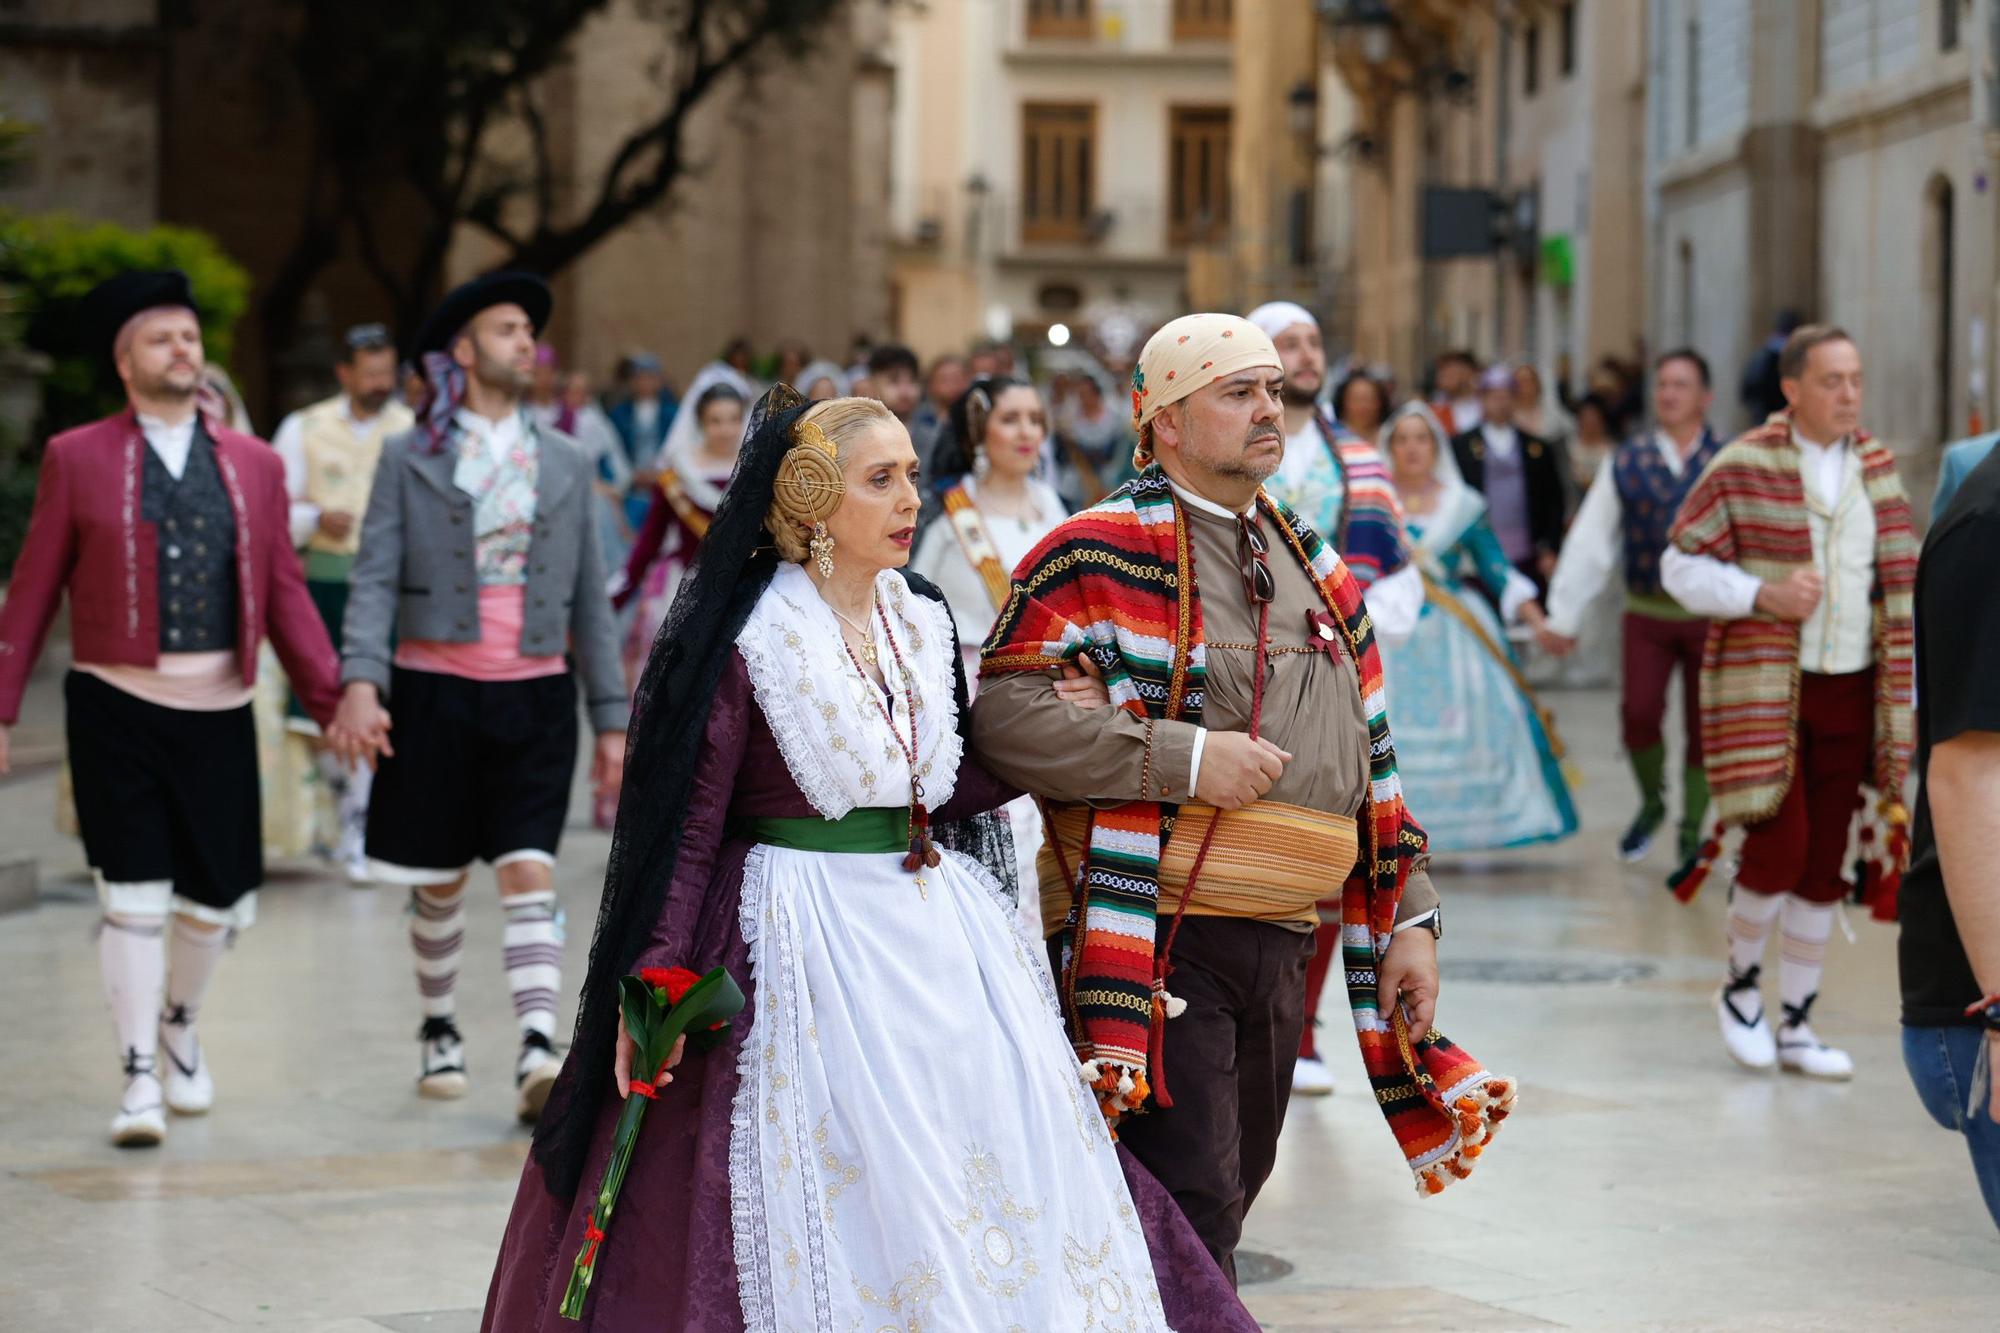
{"left": 1726, "top": 884, "right": 1785, "bottom": 981}
{"left": 502, "top": 891, "right": 562, "bottom": 1040}
{"left": 1778, "top": 895, "right": 1836, "bottom": 1023}
{"left": 410, "top": 885, "right": 466, "bottom": 1019}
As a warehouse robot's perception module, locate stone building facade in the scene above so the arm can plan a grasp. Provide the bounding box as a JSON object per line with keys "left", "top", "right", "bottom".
{"left": 886, "top": 0, "right": 1236, "bottom": 361}
{"left": 0, "top": 0, "right": 894, "bottom": 419}
{"left": 1648, "top": 0, "right": 1992, "bottom": 486}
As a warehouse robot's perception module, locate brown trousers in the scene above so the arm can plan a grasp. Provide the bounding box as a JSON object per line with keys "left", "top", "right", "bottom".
{"left": 1092, "top": 915, "right": 1313, "bottom": 1286}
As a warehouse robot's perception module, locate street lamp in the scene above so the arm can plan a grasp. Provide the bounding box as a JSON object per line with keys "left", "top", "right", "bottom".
{"left": 1321, "top": 0, "right": 1396, "bottom": 65}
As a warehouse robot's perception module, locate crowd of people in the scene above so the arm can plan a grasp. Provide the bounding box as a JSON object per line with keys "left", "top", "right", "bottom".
{"left": 1, "top": 262, "right": 1998, "bottom": 1329}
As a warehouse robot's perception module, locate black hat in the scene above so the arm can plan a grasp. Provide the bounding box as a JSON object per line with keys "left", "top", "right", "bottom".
{"left": 412, "top": 271, "right": 552, "bottom": 358}
{"left": 77, "top": 270, "right": 200, "bottom": 367}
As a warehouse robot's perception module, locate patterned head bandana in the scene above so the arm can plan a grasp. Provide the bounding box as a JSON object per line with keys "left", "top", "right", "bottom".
{"left": 418, "top": 343, "right": 469, "bottom": 455}
{"left": 1130, "top": 313, "right": 1281, "bottom": 466}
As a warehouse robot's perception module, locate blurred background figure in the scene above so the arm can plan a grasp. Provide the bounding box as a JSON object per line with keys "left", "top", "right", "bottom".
{"left": 1332, "top": 368, "right": 1389, "bottom": 443}
{"left": 1740, "top": 309, "right": 1803, "bottom": 424}
{"left": 1377, "top": 401, "right": 1576, "bottom": 852}
{"left": 1451, "top": 364, "right": 1568, "bottom": 598}
{"left": 795, "top": 359, "right": 848, "bottom": 402}
{"left": 864, "top": 343, "right": 922, "bottom": 428}
{"left": 607, "top": 352, "right": 679, "bottom": 528}
{"left": 1429, "top": 349, "right": 1482, "bottom": 434}
{"left": 1513, "top": 363, "right": 1574, "bottom": 467}
{"left": 1051, "top": 367, "right": 1132, "bottom": 508}
{"left": 271, "top": 321, "right": 411, "bottom": 884}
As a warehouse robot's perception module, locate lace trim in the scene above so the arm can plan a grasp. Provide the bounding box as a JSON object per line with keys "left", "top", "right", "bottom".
{"left": 734, "top": 622, "right": 856, "bottom": 821}
{"left": 729, "top": 846, "right": 837, "bottom": 1329}
{"left": 736, "top": 568, "right": 965, "bottom": 821}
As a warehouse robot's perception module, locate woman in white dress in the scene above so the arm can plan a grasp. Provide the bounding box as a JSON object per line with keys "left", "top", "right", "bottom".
{"left": 911, "top": 376, "right": 1071, "bottom": 911}
{"left": 485, "top": 387, "right": 1252, "bottom": 1332}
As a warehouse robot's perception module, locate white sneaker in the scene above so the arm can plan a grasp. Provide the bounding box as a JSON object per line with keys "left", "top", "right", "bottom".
{"left": 159, "top": 1014, "right": 214, "bottom": 1115}
{"left": 516, "top": 1033, "right": 562, "bottom": 1125}
{"left": 418, "top": 1017, "right": 468, "bottom": 1099}
{"left": 111, "top": 1055, "right": 167, "bottom": 1148}
{"left": 1291, "top": 1055, "right": 1335, "bottom": 1097}
{"left": 1777, "top": 999, "right": 1853, "bottom": 1080}
{"left": 1716, "top": 970, "right": 1776, "bottom": 1071}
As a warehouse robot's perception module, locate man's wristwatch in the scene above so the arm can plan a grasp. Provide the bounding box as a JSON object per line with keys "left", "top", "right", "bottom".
{"left": 1400, "top": 907, "right": 1442, "bottom": 941}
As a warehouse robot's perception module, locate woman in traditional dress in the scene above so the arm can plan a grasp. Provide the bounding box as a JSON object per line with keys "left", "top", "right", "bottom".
{"left": 911, "top": 376, "right": 1069, "bottom": 672}
{"left": 610, "top": 369, "right": 752, "bottom": 692}
{"left": 484, "top": 387, "right": 1253, "bottom": 1332}
{"left": 1375, "top": 401, "right": 1579, "bottom": 851}
{"left": 910, "top": 375, "right": 1071, "bottom": 930}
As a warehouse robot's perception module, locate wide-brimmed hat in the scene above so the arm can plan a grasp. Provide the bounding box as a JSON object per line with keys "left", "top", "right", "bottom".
{"left": 78, "top": 269, "right": 200, "bottom": 368}
{"left": 411, "top": 271, "right": 552, "bottom": 357}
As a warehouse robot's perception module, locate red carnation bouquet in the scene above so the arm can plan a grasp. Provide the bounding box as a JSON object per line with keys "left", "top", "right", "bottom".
{"left": 559, "top": 964, "right": 746, "bottom": 1321}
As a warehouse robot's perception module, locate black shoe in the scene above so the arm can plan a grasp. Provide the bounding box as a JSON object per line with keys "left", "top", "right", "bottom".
{"left": 515, "top": 1030, "right": 561, "bottom": 1125}
{"left": 1618, "top": 811, "right": 1663, "bottom": 863}
{"left": 418, "top": 1016, "right": 468, "bottom": 1100}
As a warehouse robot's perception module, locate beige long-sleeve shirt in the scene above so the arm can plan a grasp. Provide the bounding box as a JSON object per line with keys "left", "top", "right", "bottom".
{"left": 973, "top": 480, "right": 1438, "bottom": 928}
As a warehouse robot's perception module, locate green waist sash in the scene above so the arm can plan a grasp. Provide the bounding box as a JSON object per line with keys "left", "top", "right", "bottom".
{"left": 748, "top": 807, "right": 909, "bottom": 854}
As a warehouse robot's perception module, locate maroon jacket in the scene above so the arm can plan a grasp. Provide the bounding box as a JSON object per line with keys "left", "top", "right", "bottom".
{"left": 0, "top": 409, "right": 340, "bottom": 726}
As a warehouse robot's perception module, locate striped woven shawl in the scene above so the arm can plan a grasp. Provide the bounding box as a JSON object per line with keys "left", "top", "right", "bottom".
{"left": 1315, "top": 411, "right": 1411, "bottom": 584}
{"left": 980, "top": 465, "right": 1513, "bottom": 1195}
{"left": 1668, "top": 414, "right": 1916, "bottom": 827}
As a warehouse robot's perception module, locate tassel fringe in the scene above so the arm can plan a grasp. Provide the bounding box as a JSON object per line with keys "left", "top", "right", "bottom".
{"left": 1668, "top": 836, "right": 1723, "bottom": 903}
{"left": 1412, "top": 1077, "right": 1519, "bottom": 1197}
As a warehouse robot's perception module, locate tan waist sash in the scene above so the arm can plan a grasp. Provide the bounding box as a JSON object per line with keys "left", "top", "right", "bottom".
{"left": 1037, "top": 800, "right": 1358, "bottom": 936}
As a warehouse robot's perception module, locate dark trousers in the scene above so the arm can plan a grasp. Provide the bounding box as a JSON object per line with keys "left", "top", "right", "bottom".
{"left": 1113, "top": 916, "right": 1313, "bottom": 1285}
{"left": 1736, "top": 668, "right": 1875, "bottom": 904}
{"left": 1620, "top": 611, "right": 1708, "bottom": 760}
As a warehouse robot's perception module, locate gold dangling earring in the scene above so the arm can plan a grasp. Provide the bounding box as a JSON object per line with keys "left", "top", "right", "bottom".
{"left": 810, "top": 521, "right": 835, "bottom": 580}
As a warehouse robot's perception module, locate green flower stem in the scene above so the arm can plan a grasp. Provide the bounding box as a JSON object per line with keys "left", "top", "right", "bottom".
{"left": 557, "top": 1068, "right": 657, "bottom": 1320}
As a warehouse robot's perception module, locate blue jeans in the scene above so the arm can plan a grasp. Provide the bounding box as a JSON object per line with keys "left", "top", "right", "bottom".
{"left": 1902, "top": 1025, "right": 2000, "bottom": 1229}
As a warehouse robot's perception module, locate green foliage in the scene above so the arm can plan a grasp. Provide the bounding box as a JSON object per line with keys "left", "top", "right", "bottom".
{"left": 0, "top": 211, "right": 251, "bottom": 437}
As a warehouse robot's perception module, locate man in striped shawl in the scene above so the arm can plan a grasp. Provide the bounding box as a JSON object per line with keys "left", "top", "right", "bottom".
{"left": 1662, "top": 324, "right": 1917, "bottom": 1081}
{"left": 972, "top": 313, "right": 1513, "bottom": 1282}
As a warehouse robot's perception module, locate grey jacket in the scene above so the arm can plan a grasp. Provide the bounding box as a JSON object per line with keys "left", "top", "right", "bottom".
{"left": 340, "top": 418, "right": 630, "bottom": 734}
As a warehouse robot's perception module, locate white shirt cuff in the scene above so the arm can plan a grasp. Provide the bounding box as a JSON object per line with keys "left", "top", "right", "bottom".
{"left": 289, "top": 501, "right": 322, "bottom": 551}
{"left": 1393, "top": 908, "right": 1438, "bottom": 935}
{"left": 1186, "top": 727, "right": 1207, "bottom": 800}
{"left": 1498, "top": 570, "right": 1539, "bottom": 625}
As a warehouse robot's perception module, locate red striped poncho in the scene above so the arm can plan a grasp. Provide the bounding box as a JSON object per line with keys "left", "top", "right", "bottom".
{"left": 980, "top": 465, "right": 1514, "bottom": 1196}
{"left": 1667, "top": 414, "right": 1916, "bottom": 830}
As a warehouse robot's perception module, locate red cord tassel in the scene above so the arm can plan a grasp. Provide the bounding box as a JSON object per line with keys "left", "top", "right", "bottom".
{"left": 1668, "top": 836, "right": 1722, "bottom": 904}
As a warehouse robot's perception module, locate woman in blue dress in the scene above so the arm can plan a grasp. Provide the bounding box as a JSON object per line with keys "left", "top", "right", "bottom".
{"left": 1375, "top": 401, "right": 1578, "bottom": 851}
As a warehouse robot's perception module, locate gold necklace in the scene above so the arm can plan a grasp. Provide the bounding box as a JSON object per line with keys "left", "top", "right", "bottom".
{"left": 828, "top": 595, "right": 879, "bottom": 665}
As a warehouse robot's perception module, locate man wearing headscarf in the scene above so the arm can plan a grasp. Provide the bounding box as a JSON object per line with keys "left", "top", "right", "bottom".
{"left": 0, "top": 270, "right": 343, "bottom": 1146}
{"left": 1245, "top": 300, "right": 1425, "bottom": 1099}
{"left": 975, "top": 313, "right": 1513, "bottom": 1282}
{"left": 331, "top": 272, "right": 628, "bottom": 1124}
{"left": 1450, "top": 363, "right": 1569, "bottom": 596}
